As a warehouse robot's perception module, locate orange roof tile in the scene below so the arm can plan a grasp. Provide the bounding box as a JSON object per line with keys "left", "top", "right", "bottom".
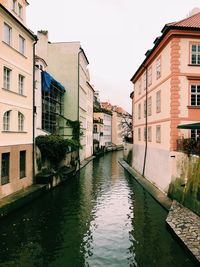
{"left": 166, "top": 12, "right": 200, "bottom": 28}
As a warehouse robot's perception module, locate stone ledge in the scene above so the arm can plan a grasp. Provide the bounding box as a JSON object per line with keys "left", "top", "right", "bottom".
{"left": 166, "top": 200, "right": 200, "bottom": 263}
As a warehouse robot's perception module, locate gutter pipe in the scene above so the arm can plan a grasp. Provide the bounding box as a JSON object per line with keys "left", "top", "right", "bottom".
{"left": 142, "top": 65, "right": 148, "bottom": 176}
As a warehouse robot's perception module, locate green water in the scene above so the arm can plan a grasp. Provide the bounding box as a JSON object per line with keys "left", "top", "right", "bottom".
{"left": 0, "top": 151, "right": 198, "bottom": 267}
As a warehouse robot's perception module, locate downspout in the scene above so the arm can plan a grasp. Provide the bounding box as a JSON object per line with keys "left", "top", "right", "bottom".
{"left": 77, "top": 48, "right": 83, "bottom": 168}
{"left": 32, "top": 37, "right": 38, "bottom": 182}
{"left": 142, "top": 65, "right": 148, "bottom": 176}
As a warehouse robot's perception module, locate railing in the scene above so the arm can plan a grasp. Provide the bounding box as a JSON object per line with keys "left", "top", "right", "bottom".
{"left": 176, "top": 138, "right": 200, "bottom": 156}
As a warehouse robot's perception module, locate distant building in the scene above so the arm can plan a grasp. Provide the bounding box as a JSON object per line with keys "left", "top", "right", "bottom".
{"left": 0, "top": 0, "right": 36, "bottom": 198}
{"left": 36, "top": 31, "right": 94, "bottom": 162}
{"left": 130, "top": 12, "right": 200, "bottom": 192}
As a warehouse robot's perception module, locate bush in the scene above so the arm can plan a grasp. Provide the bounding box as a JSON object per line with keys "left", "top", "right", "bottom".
{"left": 35, "top": 135, "right": 69, "bottom": 168}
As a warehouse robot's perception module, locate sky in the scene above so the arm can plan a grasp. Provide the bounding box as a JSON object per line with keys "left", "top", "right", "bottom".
{"left": 27, "top": 0, "right": 200, "bottom": 113}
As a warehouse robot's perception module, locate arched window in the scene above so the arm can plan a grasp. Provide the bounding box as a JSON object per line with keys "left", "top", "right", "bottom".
{"left": 3, "top": 111, "right": 11, "bottom": 131}
{"left": 18, "top": 112, "right": 24, "bottom": 131}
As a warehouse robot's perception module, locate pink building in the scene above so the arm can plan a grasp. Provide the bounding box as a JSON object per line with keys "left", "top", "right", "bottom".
{"left": 131, "top": 12, "right": 200, "bottom": 192}
{"left": 0, "top": 0, "right": 36, "bottom": 198}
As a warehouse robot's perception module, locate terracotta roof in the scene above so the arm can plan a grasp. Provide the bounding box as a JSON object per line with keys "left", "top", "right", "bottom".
{"left": 166, "top": 12, "right": 200, "bottom": 28}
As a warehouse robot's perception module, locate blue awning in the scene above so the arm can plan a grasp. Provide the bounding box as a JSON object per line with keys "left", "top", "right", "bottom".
{"left": 42, "top": 71, "right": 65, "bottom": 92}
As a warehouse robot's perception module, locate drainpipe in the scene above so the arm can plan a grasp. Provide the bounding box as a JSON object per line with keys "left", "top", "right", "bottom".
{"left": 32, "top": 37, "right": 38, "bottom": 182}
{"left": 77, "top": 48, "right": 83, "bottom": 168}
{"left": 142, "top": 65, "right": 148, "bottom": 176}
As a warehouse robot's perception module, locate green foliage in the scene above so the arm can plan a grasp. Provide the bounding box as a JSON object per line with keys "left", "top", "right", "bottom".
{"left": 35, "top": 135, "right": 69, "bottom": 168}
{"left": 66, "top": 119, "right": 83, "bottom": 144}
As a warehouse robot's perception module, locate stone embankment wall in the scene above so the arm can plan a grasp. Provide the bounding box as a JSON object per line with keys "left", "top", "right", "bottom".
{"left": 169, "top": 152, "right": 200, "bottom": 215}
{"left": 123, "top": 142, "right": 132, "bottom": 164}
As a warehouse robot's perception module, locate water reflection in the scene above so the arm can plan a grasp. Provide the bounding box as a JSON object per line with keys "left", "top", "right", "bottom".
{"left": 0, "top": 151, "right": 198, "bottom": 267}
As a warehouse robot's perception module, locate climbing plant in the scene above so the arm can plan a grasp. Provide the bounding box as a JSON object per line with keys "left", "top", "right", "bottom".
{"left": 35, "top": 134, "right": 69, "bottom": 168}
{"left": 66, "top": 119, "right": 83, "bottom": 144}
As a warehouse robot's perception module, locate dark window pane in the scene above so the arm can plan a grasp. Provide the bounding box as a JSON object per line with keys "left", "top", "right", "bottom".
{"left": 197, "top": 85, "right": 200, "bottom": 93}
{"left": 191, "top": 85, "right": 196, "bottom": 93}
{"left": 20, "top": 150, "right": 26, "bottom": 178}
{"left": 191, "top": 94, "right": 196, "bottom": 105}
{"left": 197, "top": 95, "right": 200, "bottom": 105}
{"left": 1, "top": 153, "right": 10, "bottom": 185}
{"left": 192, "top": 45, "right": 196, "bottom": 52}
{"left": 191, "top": 54, "right": 196, "bottom": 64}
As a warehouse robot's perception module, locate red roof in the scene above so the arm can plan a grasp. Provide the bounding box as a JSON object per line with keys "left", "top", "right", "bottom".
{"left": 166, "top": 12, "right": 200, "bottom": 28}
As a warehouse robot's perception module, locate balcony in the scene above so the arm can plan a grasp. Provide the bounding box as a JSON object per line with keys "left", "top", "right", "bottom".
{"left": 177, "top": 138, "right": 200, "bottom": 156}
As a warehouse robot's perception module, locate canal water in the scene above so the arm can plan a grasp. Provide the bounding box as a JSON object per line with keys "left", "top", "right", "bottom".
{"left": 0, "top": 151, "right": 198, "bottom": 267}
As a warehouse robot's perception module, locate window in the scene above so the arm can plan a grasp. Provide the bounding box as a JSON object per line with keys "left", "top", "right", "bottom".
{"left": 191, "top": 129, "right": 200, "bottom": 141}
{"left": 138, "top": 103, "right": 141, "bottom": 119}
{"left": 1, "top": 153, "right": 10, "bottom": 185}
{"left": 4, "top": 23, "right": 12, "bottom": 45}
{"left": 18, "top": 3, "right": 22, "bottom": 18}
{"left": 93, "top": 125, "right": 97, "bottom": 133}
{"left": 144, "top": 100, "right": 147, "bottom": 118}
{"left": 148, "top": 67, "right": 152, "bottom": 86}
{"left": 3, "top": 67, "right": 11, "bottom": 90}
{"left": 148, "top": 126, "right": 152, "bottom": 142}
{"left": 18, "top": 74, "right": 24, "bottom": 95}
{"left": 138, "top": 128, "right": 141, "bottom": 141}
{"left": 3, "top": 111, "right": 10, "bottom": 131}
{"left": 138, "top": 79, "right": 142, "bottom": 95}
{"left": 18, "top": 112, "right": 24, "bottom": 131}
{"left": 156, "top": 58, "right": 161, "bottom": 78}
{"left": 12, "top": 0, "right": 17, "bottom": 11}
{"left": 191, "top": 44, "right": 200, "bottom": 65}
{"left": 156, "top": 91, "right": 161, "bottom": 113}
{"left": 19, "top": 35, "right": 25, "bottom": 55}
{"left": 144, "top": 72, "right": 147, "bottom": 89}
{"left": 190, "top": 84, "right": 200, "bottom": 106}
{"left": 147, "top": 96, "right": 152, "bottom": 116}
{"left": 156, "top": 125, "right": 161, "bottom": 143}
{"left": 144, "top": 127, "right": 147, "bottom": 141}
{"left": 19, "top": 151, "right": 26, "bottom": 178}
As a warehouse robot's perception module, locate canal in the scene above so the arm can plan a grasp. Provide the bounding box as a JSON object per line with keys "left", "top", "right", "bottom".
{"left": 0, "top": 151, "right": 198, "bottom": 267}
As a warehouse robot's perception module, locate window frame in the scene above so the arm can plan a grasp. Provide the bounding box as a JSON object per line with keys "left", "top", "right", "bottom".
{"left": 156, "top": 90, "right": 161, "bottom": 113}
{"left": 148, "top": 126, "right": 152, "bottom": 142}
{"left": 18, "top": 3, "right": 23, "bottom": 18}
{"left": 1, "top": 152, "right": 10, "bottom": 185}
{"left": 190, "top": 84, "right": 200, "bottom": 106}
{"left": 18, "top": 74, "right": 25, "bottom": 95}
{"left": 138, "top": 128, "right": 141, "bottom": 141}
{"left": 19, "top": 35, "right": 25, "bottom": 55}
{"left": 156, "top": 57, "right": 161, "bottom": 79}
{"left": 3, "top": 67, "right": 11, "bottom": 90}
{"left": 156, "top": 125, "right": 161, "bottom": 143}
{"left": 147, "top": 96, "right": 152, "bottom": 116}
{"left": 4, "top": 23, "right": 12, "bottom": 46}
{"left": 190, "top": 44, "right": 200, "bottom": 65}
{"left": 19, "top": 150, "right": 26, "bottom": 179}
{"left": 18, "top": 112, "right": 24, "bottom": 132}
{"left": 138, "top": 103, "right": 141, "bottom": 119}
{"left": 3, "top": 111, "right": 11, "bottom": 131}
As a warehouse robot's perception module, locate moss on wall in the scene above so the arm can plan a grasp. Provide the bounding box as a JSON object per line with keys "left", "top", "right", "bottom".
{"left": 168, "top": 156, "right": 200, "bottom": 215}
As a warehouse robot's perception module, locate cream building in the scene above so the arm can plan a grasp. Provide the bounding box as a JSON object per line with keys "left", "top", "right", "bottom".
{"left": 36, "top": 31, "right": 94, "bottom": 162}
{"left": 130, "top": 12, "right": 200, "bottom": 193}
{"left": 0, "top": 0, "right": 36, "bottom": 198}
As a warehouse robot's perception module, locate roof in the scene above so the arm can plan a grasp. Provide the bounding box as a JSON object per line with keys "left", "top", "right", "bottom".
{"left": 130, "top": 12, "right": 200, "bottom": 82}
{"left": 0, "top": 4, "right": 36, "bottom": 40}
{"left": 165, "top": 12, "right": 200, "bottom": 28}
{"left": 177, "top": 122, "right": 200, "bottom": 129}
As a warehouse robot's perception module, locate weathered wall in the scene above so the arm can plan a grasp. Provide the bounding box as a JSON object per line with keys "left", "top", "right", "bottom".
{"left": 169, "top": 152, "right": 200, "bottom": 215}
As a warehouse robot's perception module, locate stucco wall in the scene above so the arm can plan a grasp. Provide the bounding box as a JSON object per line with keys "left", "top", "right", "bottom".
{"left": 132, "top": 144, "right": 172, "bottom": 192}
{"left": 0, "top": 144, "right": 33, "bottom": 199}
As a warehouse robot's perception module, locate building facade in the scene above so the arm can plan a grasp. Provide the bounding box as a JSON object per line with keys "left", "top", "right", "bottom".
{"left": 130, "top": 12, "right": 200, "bottom": 192}
{"left": 0, "top": 0, "right": 36, "bottom": 198}
{"left": 36, "top": 31, "right": 94, "bottom": 162}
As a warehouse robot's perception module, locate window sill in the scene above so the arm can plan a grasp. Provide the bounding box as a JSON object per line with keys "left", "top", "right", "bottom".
{"left": 2, "top": 41, "right": 27, "bottom": 58}
{"left": 2, "top": 88, "right": 27, "bottom": 97}
{"left": 187, "top": 105, "right": 200, "bottom": 109}
{"left": 188, "top": 64, "right": 200, "bottom": 67}
{"left": 2, "top": 131, "right": 27, "bottom": 133}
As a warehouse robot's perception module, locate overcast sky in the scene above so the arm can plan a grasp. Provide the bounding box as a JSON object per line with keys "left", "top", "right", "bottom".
{"left": 27, "top": 0, "right": 200, "bottom": 113}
